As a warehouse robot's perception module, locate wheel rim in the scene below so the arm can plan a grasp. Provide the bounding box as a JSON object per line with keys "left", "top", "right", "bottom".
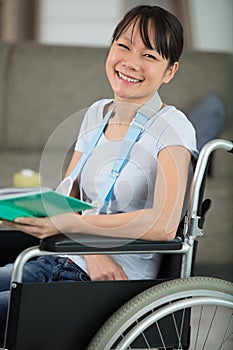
{"left": 115, "top": 297, "right": 233, "bottom": 350}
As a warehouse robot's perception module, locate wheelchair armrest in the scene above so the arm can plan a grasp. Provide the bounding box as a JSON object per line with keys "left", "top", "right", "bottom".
{"left": 39, "top": 233, "right": 183, "bottom": 254}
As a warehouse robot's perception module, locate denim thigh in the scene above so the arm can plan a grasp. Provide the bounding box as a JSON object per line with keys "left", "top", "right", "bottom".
{"left": 0, "top": 256, "right": 90, "bottom": 344}
{"left": 21, "top": 256, "right": 91, "bottom": 283}
{"left": 51, "top": 257, "right": 91, "bottom": 282}
{"left": 0, "top": 256, "right": 90, "bottom": 289}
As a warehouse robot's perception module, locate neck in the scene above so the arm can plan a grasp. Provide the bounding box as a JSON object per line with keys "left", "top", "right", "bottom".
{"left": 113, "top": 101, "right": 139, "bottom": 124}
{"left": 112, "top": 92, "right": 163, "bottom": 123}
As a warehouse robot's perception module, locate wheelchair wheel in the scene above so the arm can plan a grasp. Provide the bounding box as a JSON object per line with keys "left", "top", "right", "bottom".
{"left": 87, "top": 276, "right": 233, "bottom": 350}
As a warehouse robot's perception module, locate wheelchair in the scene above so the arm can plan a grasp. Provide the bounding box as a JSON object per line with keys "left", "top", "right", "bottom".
{"left": 2, "top": 138, "right": 233, "bottom": 350}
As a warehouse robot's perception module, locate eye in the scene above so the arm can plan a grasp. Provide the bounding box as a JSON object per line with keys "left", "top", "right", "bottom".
{"left": 143, "top": 53, "right": 157, "bottom": 60}
{"left": 118, "top": 43, "right": 130, "bottom": 50}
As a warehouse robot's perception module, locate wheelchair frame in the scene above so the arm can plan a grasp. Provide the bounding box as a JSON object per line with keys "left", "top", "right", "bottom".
{"left": 3, "top": 139, "right": 233, "bottom": 350}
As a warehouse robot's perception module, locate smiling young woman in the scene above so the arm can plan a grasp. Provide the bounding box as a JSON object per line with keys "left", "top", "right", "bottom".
{"left": 0, "top": 5, "right": 198, "bottom": 344}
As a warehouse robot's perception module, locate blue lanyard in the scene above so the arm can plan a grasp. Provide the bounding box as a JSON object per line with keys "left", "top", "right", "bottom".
{"left": 96, "top": 111, "right": 148, "bottom": 213}
{"left": 69, "top": 108, "right": 114, "bottom": 182}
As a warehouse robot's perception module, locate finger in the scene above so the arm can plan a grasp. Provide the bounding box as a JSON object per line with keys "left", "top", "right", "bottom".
{"left": 2, "top": 220, "right": 17, "bottom": 229}
{"left": 90, "top": 274, "right": 110, "bottom": 281}
{"left": 3, "top": 217, "right": 51, "bottom": 237}
{"left": 2, "top": 220, "right": 27, "bottom": 229}
{"left": 14, "top": 217, "right": 43, "bottom": 226}
{"left": 115, "top": 272, "right": 128, "bottom": 280}
{"left": 2, "top": 220, "right": 39, "bottom": 236}
{"left": 113, "top": 267, "right": 128, "bottom": 281}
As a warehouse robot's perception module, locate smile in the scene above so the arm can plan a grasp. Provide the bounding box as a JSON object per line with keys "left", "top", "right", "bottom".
{"left": 117, "top": 71, "right": 142, "bottom": 83}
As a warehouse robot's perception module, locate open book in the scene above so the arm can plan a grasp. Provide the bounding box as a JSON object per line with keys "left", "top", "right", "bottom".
{"left": 0, "top": 189, "right": 94, "bottom": 221}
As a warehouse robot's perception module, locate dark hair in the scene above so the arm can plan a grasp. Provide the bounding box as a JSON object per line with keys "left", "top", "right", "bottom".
{"left": 112, "top": 5, "right": 183, "bottom": 66}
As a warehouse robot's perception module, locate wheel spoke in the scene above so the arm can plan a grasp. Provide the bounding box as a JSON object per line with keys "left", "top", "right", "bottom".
{"left": 201, "top": 306, "right": 217, "bottom": 349}
{"left": 171, "top": 301, "right": 186, "bottom": 349}
{"left": 155, "top": 320, "right": 166, "bottom": 349}
{"left": 193, "top": 305, "right": 203, "bottom": 350}
{"left": 217, "top": 313, "right": 233, "bottom": 350}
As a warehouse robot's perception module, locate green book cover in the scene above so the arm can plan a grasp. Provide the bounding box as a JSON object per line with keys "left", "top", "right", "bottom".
{"left": 0, "top": 191, "right": 95, "bottom": 221}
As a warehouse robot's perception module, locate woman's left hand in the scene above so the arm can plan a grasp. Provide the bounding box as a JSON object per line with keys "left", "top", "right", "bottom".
{"left": 2, "top": 216, "right": 60, "bottom": 239}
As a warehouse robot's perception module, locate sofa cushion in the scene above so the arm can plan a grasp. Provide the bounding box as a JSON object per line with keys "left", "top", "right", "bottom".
{"left": 159, "top": 50, "right": 233, "bottom": 121}
{"left": 4, "top": 43, "right": 111, "bottom": 150}
{"left": 0, "top": 42, "right": 12, "bottom": 148}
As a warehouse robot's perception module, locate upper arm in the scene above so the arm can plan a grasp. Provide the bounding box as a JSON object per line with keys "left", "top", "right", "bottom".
{"left": 65, "top": 150, "right": 83, "bottom": 177}
{"left": 65, "top": 150, "right": 83, "bottom": 198}
{"left": 152, "top": 145, "right": 192, "bottom": 238}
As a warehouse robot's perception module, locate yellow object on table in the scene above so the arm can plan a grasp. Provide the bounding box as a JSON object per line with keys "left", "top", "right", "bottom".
{"left": 13, "top": 169, "right": 41, "bottom": 187}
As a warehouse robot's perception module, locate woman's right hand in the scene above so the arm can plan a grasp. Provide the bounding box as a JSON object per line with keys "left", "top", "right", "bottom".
{"left": 84, "top": 254, "right": 128, "bottom": 281}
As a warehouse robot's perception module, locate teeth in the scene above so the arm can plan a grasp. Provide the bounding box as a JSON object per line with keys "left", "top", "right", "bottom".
{"left": 118, "top": 72, "right": 141, "bottom": 83}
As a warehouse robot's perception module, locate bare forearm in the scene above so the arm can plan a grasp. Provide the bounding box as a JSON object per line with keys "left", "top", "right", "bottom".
{"left": 55, "top": 208, "right": 177, "bottom": 241}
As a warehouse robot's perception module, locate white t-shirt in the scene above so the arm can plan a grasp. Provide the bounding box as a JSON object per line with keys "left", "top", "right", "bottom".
{"left": 67, "top": 98, "right": 198, "bottom": 279}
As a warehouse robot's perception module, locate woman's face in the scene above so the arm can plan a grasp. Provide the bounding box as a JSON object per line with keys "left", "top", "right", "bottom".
{"left": 106, "top": 20, "right": 178, "bottom": 106}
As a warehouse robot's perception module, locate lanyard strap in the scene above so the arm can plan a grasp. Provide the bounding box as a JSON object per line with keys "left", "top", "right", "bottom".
{"left": 96, "top": 92, "right": 162, "bottom": 213}
{"left": 96, "top": 111, "right": 149, "bottom": 213}
{"left": 70, "top": 108, "right": 114, "bottom": 181}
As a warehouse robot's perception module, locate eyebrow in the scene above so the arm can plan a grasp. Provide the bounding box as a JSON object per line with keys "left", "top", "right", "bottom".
{"left": 117, "top": 34, "right": 131, "bottom": 42}
{"left": 117, "top": 33, "right": 157, "bottom": 51}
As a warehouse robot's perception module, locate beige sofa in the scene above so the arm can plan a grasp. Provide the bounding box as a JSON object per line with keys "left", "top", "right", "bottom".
{"left": 0, "top": 41, "right": 232, "bottom": 188}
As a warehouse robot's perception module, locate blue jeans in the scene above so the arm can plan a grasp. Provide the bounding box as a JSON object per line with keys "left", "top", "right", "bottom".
{"left": 0, "top": 256, "right": 90, "bottom": 344}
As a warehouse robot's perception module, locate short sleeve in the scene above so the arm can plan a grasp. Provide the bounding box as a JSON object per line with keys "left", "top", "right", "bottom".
{"left": 74, "top": 110, "right": 90, "bottom": 152}
{"left": 158, "top": 108, "right": 198, "bottom": 158}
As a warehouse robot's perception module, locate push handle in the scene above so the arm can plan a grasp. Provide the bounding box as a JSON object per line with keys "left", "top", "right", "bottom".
{"left": 189, "top": 139, "right": 233, "bottom": 218}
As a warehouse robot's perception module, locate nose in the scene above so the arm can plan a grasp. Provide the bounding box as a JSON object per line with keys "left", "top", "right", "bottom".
{"left": 122, "top": 52, "right": 140, "bottom": 71}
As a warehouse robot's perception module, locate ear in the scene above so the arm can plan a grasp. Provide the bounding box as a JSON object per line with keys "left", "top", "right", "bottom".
{"left": 162, "top": 62, "right": 179, "bottom": 84}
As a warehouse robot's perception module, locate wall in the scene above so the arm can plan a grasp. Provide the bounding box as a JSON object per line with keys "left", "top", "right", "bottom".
{"left": 39, "top": 0, "right": 123, "bottom": 47}
{"left": 188, "top": 0, "right": 233, "bottom": 53}
{"left": 38, "top": 0, "right": 179, "bottom": 47}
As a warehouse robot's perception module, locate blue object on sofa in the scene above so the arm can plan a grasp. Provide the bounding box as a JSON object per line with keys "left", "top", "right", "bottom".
{"left": 188, "top": 93, "right": 226, "bottom": 151}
